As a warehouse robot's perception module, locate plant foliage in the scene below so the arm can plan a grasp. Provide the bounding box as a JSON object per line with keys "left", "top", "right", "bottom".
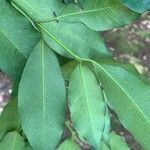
{"left": 0, "top": 0, "right": 150, "bottom": 149}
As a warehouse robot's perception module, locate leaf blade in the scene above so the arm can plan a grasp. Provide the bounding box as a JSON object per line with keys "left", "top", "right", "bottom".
{"left": 18, "top": 41, "right": 66, "bottom": 149}
{"left": 0, "top": 98, "right": 20, "bottom": 140}
{"left": 0, "top": 0, "right": 39, "bottom": 94}
{"left": 0, "top": 131, "right": 26, "bottom": 150}
{"left": 0, "top": 0, "right": 39, "bottom": 58}
{"left": 69, "top": 64, "right": 105, "bottom": 149}
{"left": 40, "top": 22, "right": 110, "bottom": 59}
{"left": 58, "top": 139, "right": 80, "bottom": 150}
{"left": 94, "top": 62, "right": 150, "bottom": 150}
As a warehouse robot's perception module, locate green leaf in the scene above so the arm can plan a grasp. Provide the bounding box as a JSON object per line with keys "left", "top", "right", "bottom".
{"left": 58, "top": 139, "right": 80, "bottom": 150}
{"left": 0, "top": 0, "right": 39, "bottom": 58}
{"left": 11, "top": 0, "right": 65, "bottom": 21}
{"left": 94, "top": 62, "right": 150, "bottom": 150}
{"left": 61, "top": 61, "right": 78, "bottom": 80}
{"left": 10, "top": 0, "right": 111, "bottom": 59}
{"left": 0, "top": 131, "right": 26, "bottom": 150}
{"left": 109, "top": 132, "right": 130, "bottom": 150}
{"left": 0, "top": 98, "right": 20, "bottom": 140}
{"left": 39, "top": 22, "right": 110, "bottom": 59}
{"left": 101, "top": 132, "right": 130, "bottom": 150}
{"left": 102, "top": 109, "right": 110, "bottom": 146}
{"left": 0, "top": 32, "right": 26, "bottom": 94}
{"left": 0, "top": 0, "right": 39, "bottom": 94}
{"left": 18, "top": 40, "right": 66, "bottom": 149}
{"left": 101, "top": 142, "right": 110, "bottom": 150}
{"left": 110, "top": 132, "right": 130, "bottom": 150}
{"left": 121, "top": 0, "right": 150, "bottom": 13}
{"left": 56, "top": 0, "right": 140, "bottom": 31}
{"left": 68, "top": 64, "right": 105, "bottom": 149}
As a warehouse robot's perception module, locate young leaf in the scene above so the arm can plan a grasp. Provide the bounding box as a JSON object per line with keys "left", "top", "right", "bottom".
{"left": 58, "top": 139, "right": 80, "bottom": 150}
{"left": 68, "top": 64, "right": 105, "bottom": 149}
{"left": 94, "top": 62, "right": 150, "bottom": 150}
{"left": 0, "top": 98, "right": 20, "bottom": 140}
{"left": 39, "top": 22, "right": 111, "bottom": 59}
{"left": 0, "top": 131, "right": 26, "bottom": 150}
{"left": 121, "top": 0, "right": 150, "bottom": 13}
{"left": 56, "top": 0, "right": 140, "bottom": 31}
{"left": 18, "top": 40, "right": 66, "bottom": 149}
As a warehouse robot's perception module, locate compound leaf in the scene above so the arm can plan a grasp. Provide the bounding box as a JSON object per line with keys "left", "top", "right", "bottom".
{"left": 10, "top": 0, "right": 111, "bottom": 59}
{"left": 18, "top": 40, "right": 66, "bottom": 150}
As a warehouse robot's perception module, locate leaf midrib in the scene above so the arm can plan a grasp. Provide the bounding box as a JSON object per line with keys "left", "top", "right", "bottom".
{"left": 56, "top": 4, "right": 119, "bottom": 20}
{"left": 11, "top": 133, "right": 17, "bottom": 150}
{"left": 79, "top": 64, "right": 96, "bottom": 142}
{"left": 41, "top": 39, "right": 45, "bottom": 148}
{"left": 11, "top": 0, "right": 44, "bottom": 20}
{"left": 12, "top": 0, "right": 124, "bottom": 23}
